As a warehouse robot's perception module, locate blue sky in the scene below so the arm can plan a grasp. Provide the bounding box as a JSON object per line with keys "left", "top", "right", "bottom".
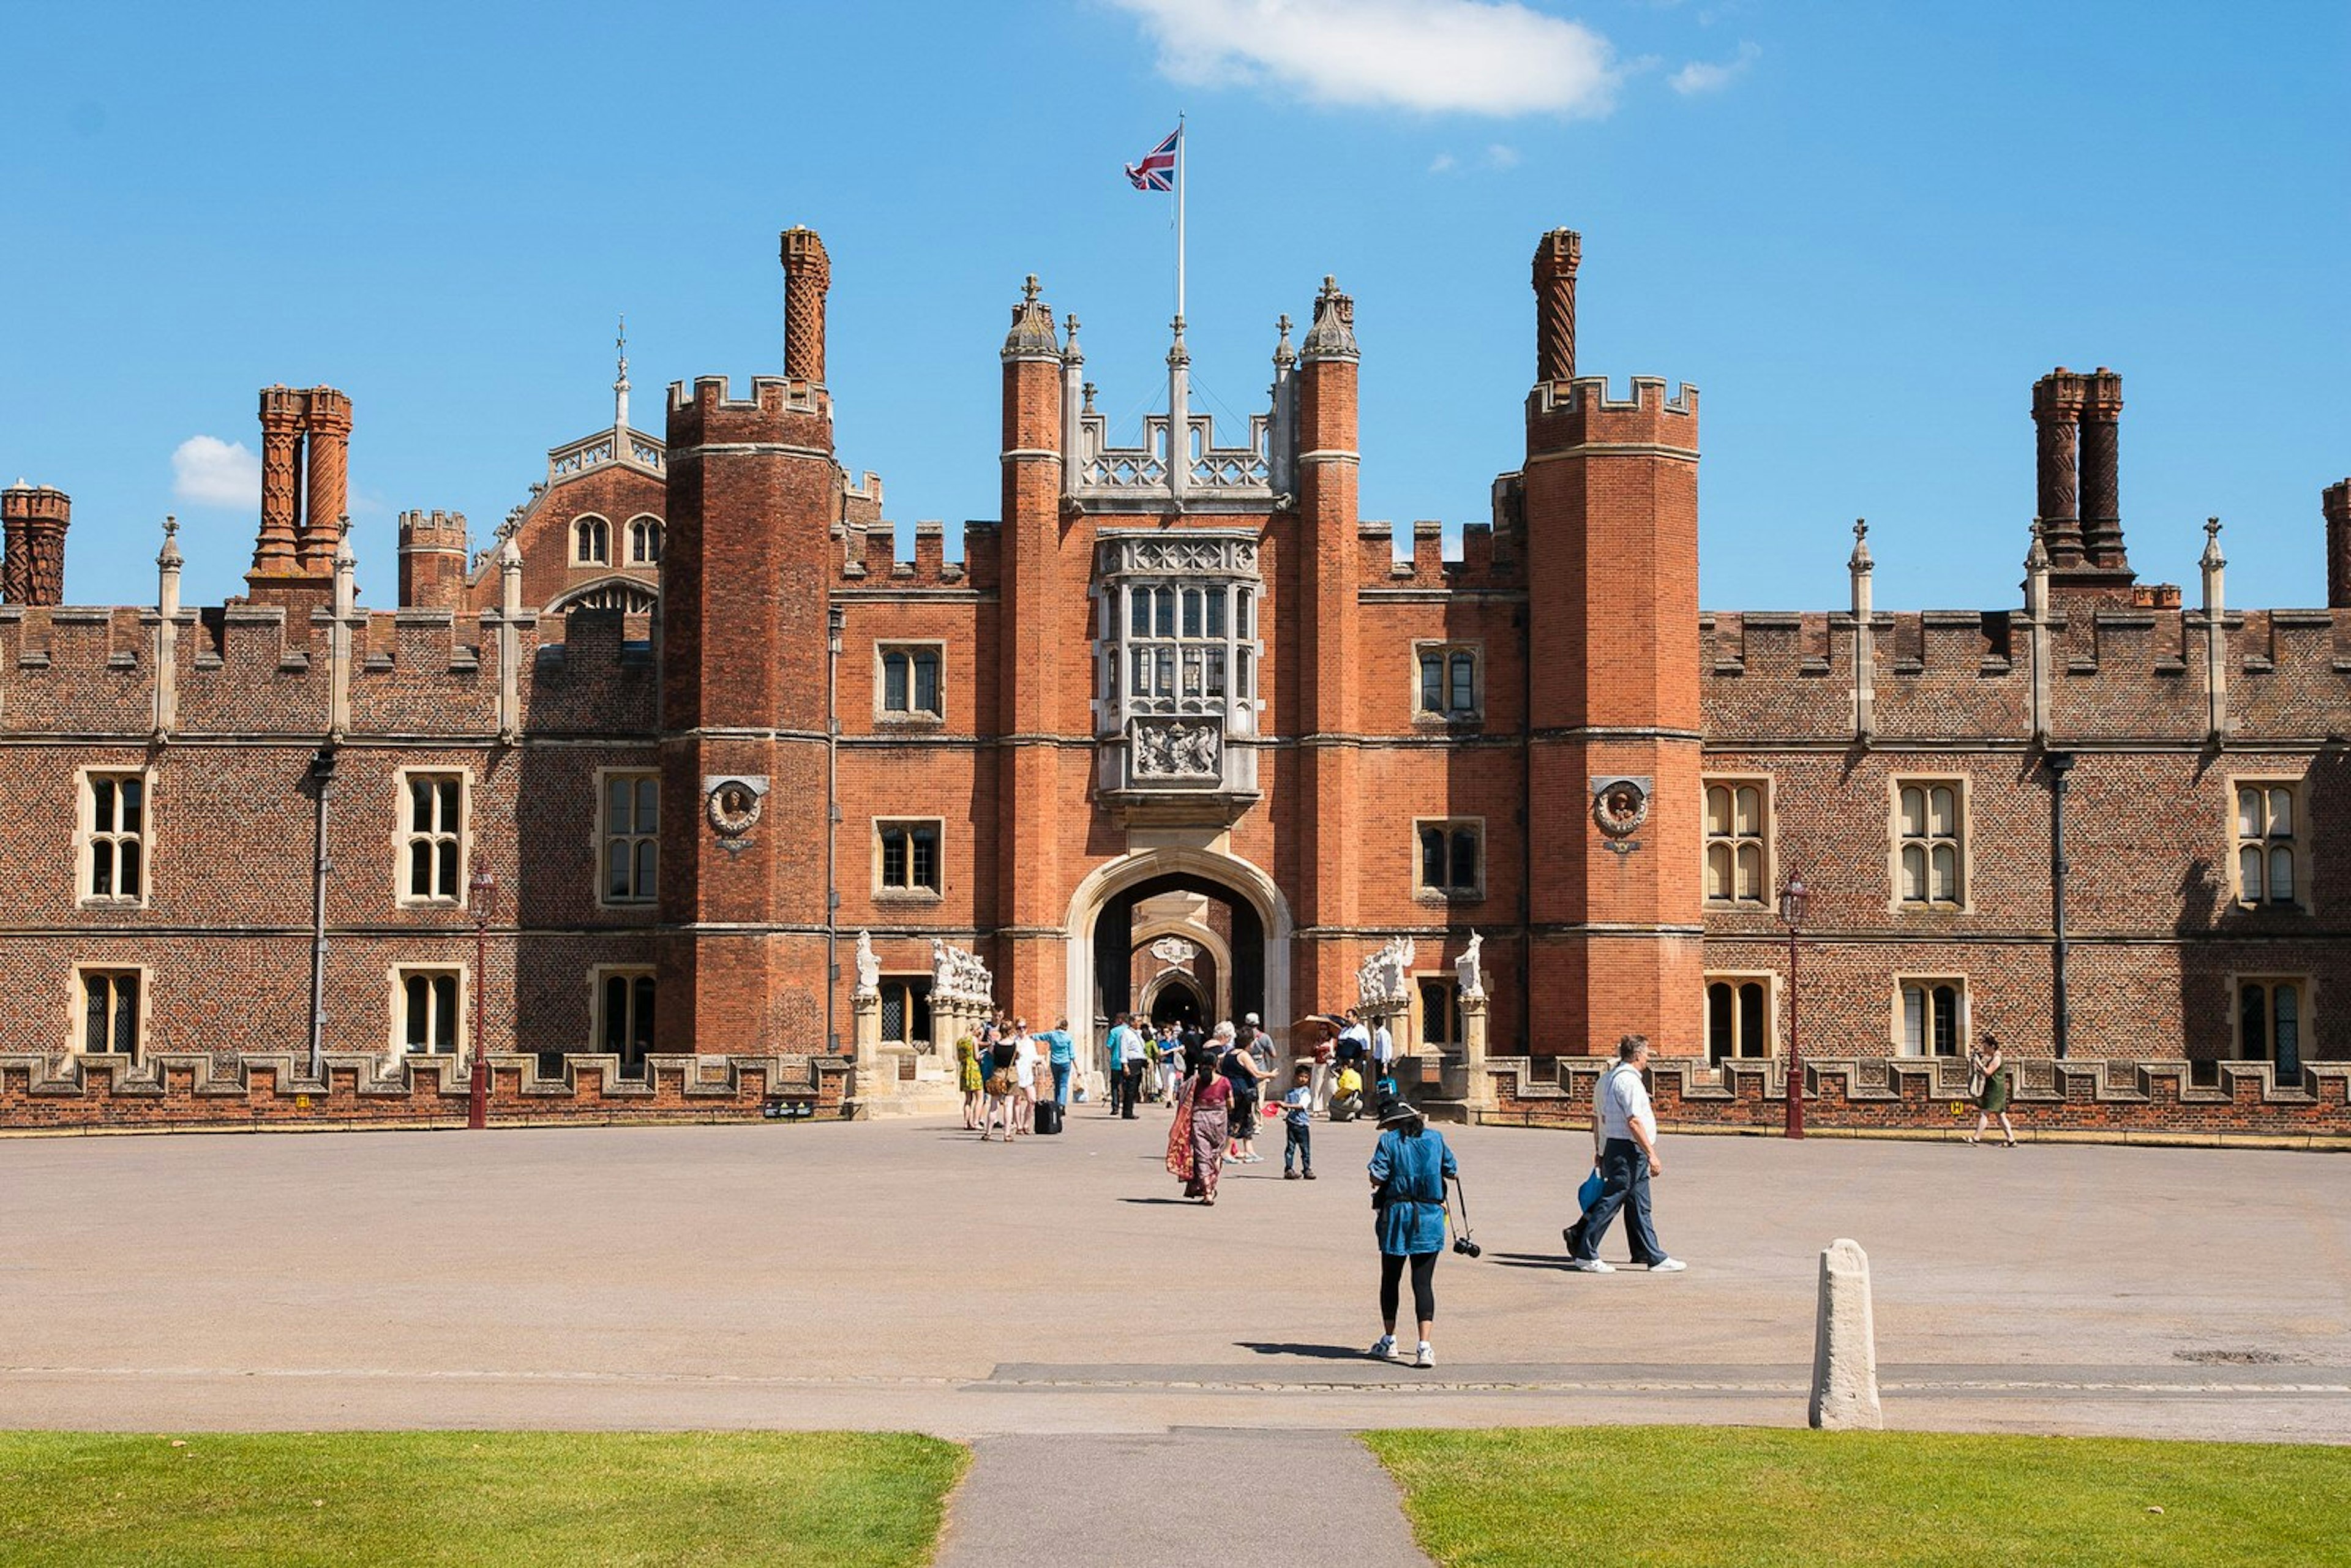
{"left": 3, "top": 1, "right": 2342, "bottom": 613}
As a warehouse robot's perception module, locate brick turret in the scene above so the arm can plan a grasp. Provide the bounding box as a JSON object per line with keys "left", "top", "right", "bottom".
{"left": 1520, "top": 229, "right": 1704, "bottom": 1057}
{"left": 1294, "top": 275, "right": 1363, "bottom": 1008}
{"left": 1, "top": 482, "right": 70, "bottom": 605}
{"left": 2323, "top": 479, "right": 2351, "bottom": 609}
{"left": 654, "top": 225, "right": 842, "bottom": 1057}
{"left": 397, "top": 509, "right": 471, "bottom": 610}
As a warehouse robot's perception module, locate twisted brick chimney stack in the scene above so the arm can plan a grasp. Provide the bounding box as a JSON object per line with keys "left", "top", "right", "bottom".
{"left": 1532, "top": 228, "right": 1581, "bottom": 384}
{"left": 2031, "top": 366, "right": 2135, "bottom": 604}
{"left": 246, "top": 384, "right": 354, "bottom": 606}
{"left": 1, "top": 482, "right": 70, "bottom": 605}
{"left": 781, "top": 227, "right": 830, "bottom": 384}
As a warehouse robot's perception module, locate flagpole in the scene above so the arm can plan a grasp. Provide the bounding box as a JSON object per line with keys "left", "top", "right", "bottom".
{"left": 1175, "top": 114, "right": 1187, "bottom": 324}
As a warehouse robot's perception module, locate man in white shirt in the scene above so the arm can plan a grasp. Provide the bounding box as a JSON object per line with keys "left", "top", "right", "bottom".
{"left": 1371, "top": 1017, "right": 1394, "bottom": 1075}
{"left": 1566, "top": 1034, "right": 1685, "bottom": 1274}
{"left": 1105, "top": 1011, "right": 1142, "bottom": 1119}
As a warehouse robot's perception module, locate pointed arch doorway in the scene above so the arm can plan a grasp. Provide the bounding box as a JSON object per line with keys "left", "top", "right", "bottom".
{"left": 1062, "top": 847, "right": 1292, "bottom": 1062}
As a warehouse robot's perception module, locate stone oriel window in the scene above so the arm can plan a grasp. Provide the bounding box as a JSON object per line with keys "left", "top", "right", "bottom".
{"left": 1416, "top": 977, "right": 1461, "bottom": 1049}
{"left": 80, "top": 770, "right": 149, "bottom": 906}
{"left": 1897, "top": 977, "right": 1966, "bottom": 1056}
{"left": 2233, "top": 976, "right": 2306, "bottom": 1071}
{"left": 1703, "top": 780, "right": 1768, "bottom": 907}
{"left": 77, "top": 967, "right": 143, "bottom": 1059}
{"left": 600, "top": 771, "right": 658, "bottom": 906}
{"left": 399, "top": 771, "right": 468, "bottom": 906}
{"left": 876, "top": 820, "right": 942, "bottom": 896}
{"left": 2232, "top": 782, "right": 2304, "bottom": 909}
{"left": 1415, "top": 819, "right": 1483, "bottom": 899}
{"left": 395, "top": 968, "right": 462, "bottom": 1056}
{"left": 880, "top": 976, "right": 932, "bottom": 1047}
{"left": 1894, "top": 781, "right": 1965, "bottom": 907}
{"left": 574, "top": 515, "right": 611, "bottom": 565}
{"left": 1706, "top": 975, "right": 1772, "bottom": 1062}
{"left": 878, "top": 645, "right": 944, "bottom": 720}
{"left": 626, "top": 516, "right": 662, "bottom": 565}
{"left": 596, "top": 967, "right": 656, "bottom": 1078}
{"left": 1414, "top": 643, "right": 1481, "bottom": 721}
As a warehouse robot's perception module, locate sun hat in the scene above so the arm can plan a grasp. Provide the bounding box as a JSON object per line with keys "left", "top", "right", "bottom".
{"left": 1376, "top": 1096, "right": 1424, "bottom": 1128}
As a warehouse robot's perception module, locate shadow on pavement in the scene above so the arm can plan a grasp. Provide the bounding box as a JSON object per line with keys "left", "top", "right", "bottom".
{"left": 1235, "top": 1341, "right": 1365, "bottom": 1361}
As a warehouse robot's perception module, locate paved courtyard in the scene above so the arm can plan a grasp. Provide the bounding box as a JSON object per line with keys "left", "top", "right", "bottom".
{"left": 2, "top": 1112, "right": 2345, "bottom": 1443}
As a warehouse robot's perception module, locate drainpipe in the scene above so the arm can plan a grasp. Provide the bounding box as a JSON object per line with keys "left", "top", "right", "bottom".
{"left": 2045, "top": 750, "right": 2074, "bottom": 1060}
{"left": 306, "top": 745, "right": 337, "bottom": 1081}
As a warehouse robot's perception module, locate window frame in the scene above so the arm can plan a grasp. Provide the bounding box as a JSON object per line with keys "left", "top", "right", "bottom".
{"left": 624, "top": 514, "right": 663, "bottom": 565}
{"left": 1411, "top": 640, "right": 1483, "bottom": 723}
{"left": 878, "top": 974, "right": 934, "bottom": 1048}
{"left": 589, "top": 964, "right": 658, "bottom": 1078}
{"left": 875, "top": 640, "right": 948, "bottom": 724}
{"left": 573, "top": 513, "right": 612, "bottom": 565}
{"left": 873, "top": 817, "right": 945, "bottom": 899}
{"left": 1701, "top": 775, "right": 1772, "bottom": 910}
{"left": 1414, "top": 975, "right": 1463, "bottom": 1051}
{"left": 1701, "top": 972, "right": 1778, "bottom": 1062}
{"left": 1412, "top": 816, "right": 1486, "bottom": 902}
{"left": 70, "top": 964, "right": 149, "bottom": 1062}
{"left": 1888, "top": 776, "right": 1971, "bottom": 913}
{"left": 388, "top": 964, "right": 468, "bottom": 1059}
{"left": 2227, "top": 776, "right": 2309, "bottom": 913}
{"left": 2227, "top": 972, "right": 2311, "bottom": 1067}
{"left": 77, "top": 765, "right": 156, "bottom": 909}
{"left": 394, "top": 767, "right": 473, "bottom": 910}
{"left": 594, "top": 767, "right": 660, "bottom": 909}
{"left": 1892, "top": 973, "right": 1970, "bottom": 1057}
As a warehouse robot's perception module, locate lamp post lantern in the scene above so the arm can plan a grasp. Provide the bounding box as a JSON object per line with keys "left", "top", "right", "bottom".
{"left": 1778, "top": 872, "right": 1809, "bottom": 1139}
{"left": 468, "top": 865, "right": 499, "bottom": 1131}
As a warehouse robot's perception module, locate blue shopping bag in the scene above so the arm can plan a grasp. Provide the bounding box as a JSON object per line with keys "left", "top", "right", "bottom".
{"left": 1577, "top": 1167, "right": 1603, "bottom": 1216}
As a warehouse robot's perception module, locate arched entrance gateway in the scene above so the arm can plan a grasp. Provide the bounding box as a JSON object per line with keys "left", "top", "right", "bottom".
{"left": 1062, "top": 848, "right": 1292, "bottom": 1068}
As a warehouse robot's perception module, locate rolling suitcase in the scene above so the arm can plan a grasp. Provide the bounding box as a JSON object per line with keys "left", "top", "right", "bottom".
{"left": 1035, "top": 1100, "right": 1064, "bottom": 1135}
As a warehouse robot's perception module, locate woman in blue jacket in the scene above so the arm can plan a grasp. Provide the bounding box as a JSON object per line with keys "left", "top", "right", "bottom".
{"left": 1367, "top": 1097, "right": 1457, "bottom": 1369}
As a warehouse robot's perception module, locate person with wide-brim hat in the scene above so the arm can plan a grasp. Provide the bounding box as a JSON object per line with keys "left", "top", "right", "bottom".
{"left": 1367, "top": 1094, "right": 1456, "bottom": 1369}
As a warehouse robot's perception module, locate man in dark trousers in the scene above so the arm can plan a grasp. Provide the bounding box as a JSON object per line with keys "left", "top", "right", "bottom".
{"left": 1566, "top": 1035, "right": 1686, "bottom": 1274}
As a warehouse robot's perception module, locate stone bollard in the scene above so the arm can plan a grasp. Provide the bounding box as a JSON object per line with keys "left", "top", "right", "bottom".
{"left": 1808, "top": 1237, "right": 1883, "bottom": 1430}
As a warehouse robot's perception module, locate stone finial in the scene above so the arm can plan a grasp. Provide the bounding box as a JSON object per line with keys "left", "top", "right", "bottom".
{"left": 1847, "top": 518, "right": 1872, "bottom": 574}
{"left": 2200, "top": 516, "right": 2225, "bottom": 572}
{"left": 1272, "top": 313, "right": 1296, "bottom": 369}
{"left": 1001, "top": 274, "right": 1059, "bottom": 359}
{"left": 2025, "top": 519, "right": 2050, "bottom": 573}
{"left": 1299, "top": 275, "right": 1359, "bottom": 364}
{"left": 1062, "top": 313, "right": 1082, "bottom": 364}
{"left": 1081, "top": 381, "right": 1098, "bottom": 415}
{"left": 614, "top": 313, "right": 631, "bottom": 430}
{"left": 1166, "top": 314, "right": 1190, "bottom": 369}
{"left": 157, "top": 515, "right": 182, "bottom": 568}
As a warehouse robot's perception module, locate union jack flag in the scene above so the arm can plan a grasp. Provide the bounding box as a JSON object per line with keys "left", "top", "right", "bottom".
{"left": 1125, "top": 127, "right": 1180, "bottom": 191}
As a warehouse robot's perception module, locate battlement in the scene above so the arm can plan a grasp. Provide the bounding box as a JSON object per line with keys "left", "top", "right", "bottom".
{"left": 664, "top": 375, "right": 830, "bottom": 440}
{"left": 397, "top": 508, "right": 470, "bottom": 544}
{"left": 1526, "top": 374, "right": 1700, "bottom": 451}
{"left": 836, "top": 519, "right": 974, "bottom": 588}
{"left": 1355, "top": 519, "right": 1518, "bottom": 590}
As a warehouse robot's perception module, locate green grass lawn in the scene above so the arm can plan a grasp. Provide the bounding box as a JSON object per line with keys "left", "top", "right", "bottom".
{"left": 0, "top": 1431, "right": 966, "bottom": 1567}
{"left": 1363, "top": 1426, "right": 2351, "bottom": 1567}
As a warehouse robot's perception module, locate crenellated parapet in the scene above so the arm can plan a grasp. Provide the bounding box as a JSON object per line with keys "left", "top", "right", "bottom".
{"left": 835, "top": 519, "right": 975, "bottom": 588}
{"left": 1354, "top": 519, "right": 1520, "bottom": 591}
{"left": 1525, "top": 374, "right": 1699, "bottom": 455}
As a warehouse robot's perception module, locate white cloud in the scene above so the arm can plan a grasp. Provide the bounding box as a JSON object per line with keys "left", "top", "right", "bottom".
{"left": 1484, "top": 142, "right": 1521, "bottom": 168}
{"left": 171, "top": 436, "right": 261, "bottom": 509}
{"left": 1110, "top": 0, "right": 1621, "bottom": 118}
{"left": 1428, "top": 151, "right": 1460, "bottom": 174}
{"left": 1669, "top": 40, "right": 1760, "bottom": 95}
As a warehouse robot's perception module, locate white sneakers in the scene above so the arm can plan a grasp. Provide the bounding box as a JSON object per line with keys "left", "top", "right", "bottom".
{"left": 1368, "top": 1335, "right": 1435, "bottom": 1367}
{"left": 1369, "top": 1334, "right": 1398, "bottom": 1360}
{"left": 1565, "top": 1258, "right": 1615, "bottom": 1273}
{"left": 1414, "top": 1341, "right": 1435, "bottom": 1368}
{"left": 1649, "top": 1258, "right": 1687, "bottom": 1273}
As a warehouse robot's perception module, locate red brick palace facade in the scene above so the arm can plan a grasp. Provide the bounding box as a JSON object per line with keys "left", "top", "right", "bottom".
{"left": 4, "top": 227, "right": 2347, "bottom": 1136}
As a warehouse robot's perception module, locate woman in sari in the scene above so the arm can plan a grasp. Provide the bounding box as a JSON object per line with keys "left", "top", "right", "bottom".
{"left": 1165, "top": 1048, "right": 1234, "bottom": 1204}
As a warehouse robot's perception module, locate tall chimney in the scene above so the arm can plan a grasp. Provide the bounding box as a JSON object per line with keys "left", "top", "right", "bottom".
{"left": 2323, "top": 479, "right": 2351, "bottom": 609}
{"left": 1532, "top": 228, "right": 1581, "bottom": 384}
{"left": 2030, "top": 369, "right": 2085, "bottom": 568}
{"left": 1, "top": 482, "right": 70, "bottom": 605}
{"left": 2077, "top": 367, "right": 2128, "bottom": 571}
{"left": 780, "top": 226, "right": 831, "bottom": 384}
{"left": 298, "top": 386, "right": 352, "bottom": 573}
{"left": 252, "top": 384, "right": 307, "bottom": 574}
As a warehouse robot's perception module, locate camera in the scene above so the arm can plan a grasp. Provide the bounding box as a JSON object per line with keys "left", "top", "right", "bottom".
{"left": 1452, "top": 1236, "right": 1482, "bottom": 1258}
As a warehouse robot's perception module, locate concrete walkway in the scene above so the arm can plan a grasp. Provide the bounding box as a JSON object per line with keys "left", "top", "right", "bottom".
{"left": 935, "top": 1430, "right": 1431, "bottom": 1568}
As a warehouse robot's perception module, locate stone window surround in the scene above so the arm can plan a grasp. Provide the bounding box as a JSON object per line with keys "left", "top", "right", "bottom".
{"left": 2227, "top": 775, "right": 2309, "bottom": 913}
{"left": 2227, "top": 972, "right": 2310, "bottom": 1064}
{"left": 1412, "top": 973, "right": 1463, "bottom": 1050}
{"left": 872, "top": 817, "right": 945, "bottom": 900}
{"left": 394, "top": 767, "right": 473, "bottom": 910}
{"left": 624, "top": 514, "right": 663, "bottom": 566}
{"left": 594, "top": 766, "right": 659, "bottom": 910}
{"left": 1891, "top": 972, "right": 1969, "bottom": 1057}
{"left": 1700, "top": 774, "right": 1774, "bottom": 910}
{"left": 573, "top": 513, "right": 612, "bottom": 566}
{"left": 388, "top": 963, "right": 467, "bottom": 1059}
{"left": 879, "top": 973, "right": 933, "bottom": 1048}
{"left": 1413, "top": 816, "right": 1486, "bottom": 902}
{"left": 1411, "top": 640, "right": 1483, "bottom": 723}
{"left": 1886, "top": 775, "right": 1973, "bottom": 914}
{"left": 875, "top": 640, "right": 947, "bottom": 725}
{"left": 1089, "top": 530, "right": 1265, "bottom": 739}
{"left": 588, "top": 964, "right": 657, "bottom": 1071}
{"left": 69, "top": 962, "right": 149, "bottom": 1060}
{"left": 77, "top": 764, "right": 155, "bottom": 910}
{"left": 1702, "top": 970, "right": 1780, "bottom": 1060}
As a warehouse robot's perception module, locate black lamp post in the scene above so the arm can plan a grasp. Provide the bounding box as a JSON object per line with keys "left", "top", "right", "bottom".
{"left": 1778, "top": 872, "right": 1809, "bottom": 1139}
{"left": 468, "top": 865, "right": 498, "bottom": 1130}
